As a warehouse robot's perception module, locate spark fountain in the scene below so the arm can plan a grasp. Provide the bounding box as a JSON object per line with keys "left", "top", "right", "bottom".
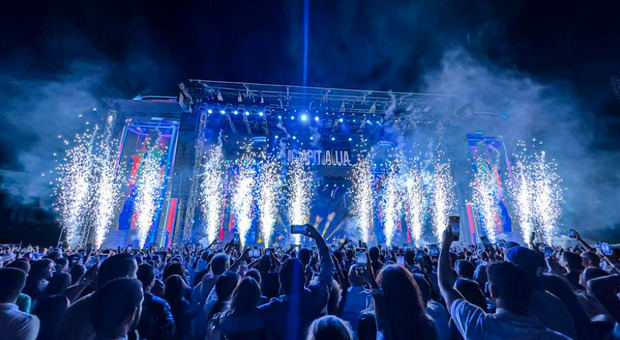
{"left": 232, "top": 161, "right": 256, "bottom": 247}
{"left": 351, "top": 157, "right": 374, "bottom": 244}
{"left": 288, "top": 159, "right": 313, "bottom": 244}
{"left": 92, "top": 115, "right": 122, "bottom": 248}
{"left": 54, "top": 132, "right": 95, "bottom": 247}
{"left": 511, "top": 141, "right": 563, "bottom": 244}
{"left": 134, "top": 142, "right": 165, "bottom": 248}
{"left": 381, "top": 169, "right": 401, "bottom": 247}
{"left": 471, "top": 169, "right": 499, "bottom": 243}
{"left": 404, "top": 164, "right": 425, "bottom": 245}
{"left": 258, "top": 159, "right": 281, "bottom": 248}
{"left": 431, "top": 159, "right": 456, "bottom": 242}
{"left": 199, "top": 144, "right": 225, "bottom": 244}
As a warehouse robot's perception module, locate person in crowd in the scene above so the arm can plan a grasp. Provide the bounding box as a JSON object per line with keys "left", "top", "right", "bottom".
{"left": 23, "top": 258, "right": 55, "bottom": 303}
{"left": 31, "top": 295, "right": 69, "bottom": 340}
{"left": 136, "top": 263, "right": 175, "bottom": 340}
{"left": 413, "top": 273, "right": 450, "bottom": 340}
{"left": 8, "top": 259, "right": 33, "bottom": 313}
{"left": 209, "top": 276, "right": 270, "bottom": 339}
{"left": 505, "top": 245, "right": 577, "bottom": 338}
{"left": 340, "top": 265, "right": 370, "bottom": 332}
{"left": 588, "top": 274, "right": 620, "bottom": 322}
{"left": 305, "top": 315, "right": 354, "bottom": 340}
{"left": 91, "top": 278, "right": 143, "bottom": 340}
{"left": 163, "top": 274, "right": 192, "bottom": 340}
{"left": 259, "top": 224, "right": 334, "bottom": 340}
{"left": 362, "top": 264, "right": 436, "bottom": 340}
{"left": 368, "top": 247, "right": 383, "bottom": 274}
{"left": 455, "top": 259, "right": 475, "bottom": 280}
{"left": 257, "top": 253, "right": 280, "bottom": 299}
{"left": 57, "top": 253, "right": 137, "bottom": 340}
{"left": 438, "top": 228, "right": 571, "bottom": 339}
{"left": 0, "top": 267, "right": 40, "bottom": 340}
{"left": 69, "top": 264, "right": 86, "bottom": 285}
{"left": 206, "top": 271, "right": 240, "bottom": 320}
{"left": 44, "top": 272, "right": 71, "bottom": 296}
{"left": 562, "top": 252, "right": 586, "bottom": 291}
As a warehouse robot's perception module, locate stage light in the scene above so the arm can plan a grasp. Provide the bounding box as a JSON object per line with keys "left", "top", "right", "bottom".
{"left": 275, "top": 135, "right": 279, "bottom": 139}
{"left": 348, "top": 137, "right": 353, "bottom": 142}
{"left": 300, "top": 114, "right": 308, "bottom": 121}
{"left": 310, "top": 136, "right": 314, "bottom": 140}
{"left": 339, "top": 118, "right": 344, "bottom": 123}
{"left": 290, "top": 116, "right": 295, "bottom": 120}
{"left": 314, "top": 116, "right": 319, "bottom": 122}
{"left": 207, "top": 109, "right": 213, "bottom": 114}
{"left": 331, "top": 136, "right": 336, "bottom": 141}
{"left": 233, "top": 110, "right": 239, "bottom": 115}
{"left": 292, "top": 136, "right": 297, "bottom": 140}
{"left": 366, "top": 120, "right": 372, "bottom": 125}
{"left": 278, "top": 115, "right": 282, "bottom": 119}
{"left": 220, "top": 110, "right": 226, "bottom": 115}
{"left": 258, "top": 111, "right": 264, "bottom": 117}
{"left": 244, "top": 111, "right": 250, "bottom": 116}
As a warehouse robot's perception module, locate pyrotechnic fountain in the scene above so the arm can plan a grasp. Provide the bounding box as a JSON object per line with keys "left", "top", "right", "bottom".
{"left": 404, "top": 164, "right": 425, "bottom": 246}
{"left": 134, "top": 141, "right": 165, "bottom": 248}
{"left": 199, "top": 144, "right": 225, "bottom": 244}
{"left": 232, "top": 160, "right": 256, "bottom": 247}
{"left": 381, "top": 169, "right": 401, "bottom": 247}
{"left": 258, "top": 159, "right": 281, "bottom": 248}
{"left": 351, "top": 157, "right": 374, "bottom": 244}
{"left": 471, "top": 168, "right": 500, "bottom": 243}
{"left": 287, "top": 159, "right": 313, "bottom": 244}
{"left": 431, "top": 159, "right": 456, "bottom": 242}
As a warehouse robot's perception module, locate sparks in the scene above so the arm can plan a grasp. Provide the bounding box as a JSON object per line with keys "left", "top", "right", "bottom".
{"left": 258, "top": 159, "right": 281, "bottom": 248}
{"left": 431, "top": 160, "right": 456, "bottom": 242}
{"left": 381, "top": 169, "right": 401, "bottom": 247}
{"left": 135, "top": 143, "right": 165, "bottom": 248}
{"left": 404, "top": 165, "right": 425, "bottom": 246}
{"left": 288, "top": 159, "right": 313, "bottom": 244}
{"left": 471, "top": 168, "right": 499, "bottom": 243}
{"left": 351, "top": 157, "right": 374, "bottom": 244}
{"left": 199, "top": 144, "right": 225, "bottom": 244}
{"left": 232, "top": 162, "right": 256, "bottom": 247}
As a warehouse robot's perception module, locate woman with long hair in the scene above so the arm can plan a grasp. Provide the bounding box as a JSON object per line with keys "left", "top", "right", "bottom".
{"left": 209, "top": 276, "right": 271, "bottom": 340}
{"left": 362, "top": 264, "right": 436, "bottom": 340}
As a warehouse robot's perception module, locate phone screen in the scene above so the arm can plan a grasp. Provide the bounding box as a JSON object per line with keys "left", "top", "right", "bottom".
{"left": 601, "top": 242, "right": 612, "bottom": 256}
{"left": 290, "top": 224, "right": 307, "bottom": 234}
{"left": 569, "top": 229, "right": 576, "bottom": 238}
{"left": 416, "top": 251, "right": 425, "bottom": 259}
{"left": 356, "top": 249, "right": 367, "bottom": 266}
{"left": 265, "top": 249, "right": 272, "bottom": 256}
{"left": 429, "top": 244, "right": 439, "bottom": 257}
{"left": 396, "top": 255, "right": 404, "bottom": 265}
{"left": 449, "top": 216, "right": 460, "bottom": 241}
{"left": 544, "top": 246, "right": 553, "bottom": 257}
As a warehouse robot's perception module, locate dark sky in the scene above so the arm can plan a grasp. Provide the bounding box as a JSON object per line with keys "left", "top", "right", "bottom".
{"left": 1, "top": 0, "right": 619, "bottom": 236}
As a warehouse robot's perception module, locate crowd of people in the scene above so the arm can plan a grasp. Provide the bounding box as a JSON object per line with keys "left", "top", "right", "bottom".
{"left": 1, "top": 225, "right": 620, "bottom": 340}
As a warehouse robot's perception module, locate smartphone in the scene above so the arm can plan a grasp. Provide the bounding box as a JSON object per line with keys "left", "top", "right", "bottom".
{"left": 396, "top": 255, "right": 404, "bottom": 265}
{"left": 356, "top": 249, "right": 367, "bottom": 266}
{"left": 568, "top": 229, "right": 577, "bottom": 238}
{"left": 330, "top": 245, "right": 336, "bottom": 252}
{"left": 429, "top": 244, "right": 439, "bottom": 257}
{"left": 265, "top": 249, "right": 272, "bottom": 256}
{"left": 449, "top": 216, "right": 460, "bottom": 241}
{"left": 233, "top": 233, "right": 240, "bottom": 243}
{"left": 290, "top": 224, "right": 308, "bottom": 235}
{"left": 416, "top": 251, "right": 425, "bottom": 260}
{"left": 601, "top": 242, "right": 612, "bottom": 256}
{"left": 544, "top": 246, "right": 553, "bottom": 257}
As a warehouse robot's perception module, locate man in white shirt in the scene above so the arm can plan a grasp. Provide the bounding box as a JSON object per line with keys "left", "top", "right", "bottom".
{"left": 437, "top": 228, "right": 572, "bottom": 340}
{"left": 0, "top": 268, "right": 40, "bottom": 340}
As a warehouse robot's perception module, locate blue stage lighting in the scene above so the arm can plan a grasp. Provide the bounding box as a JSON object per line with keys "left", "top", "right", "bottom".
{"left": 292, "top": 136, "right": 296, "bottom": 140}
{"left": 314, "top": 116, "right": 319, "bottom": 122}
{"left": 339, "top": 118, "right": 344, "bottom": 123}
{"left": 348, "top": 137, "right": 353, "bottom": 142}
{"left": 310, "top": 136, "right": 314, "bottom": 140}
{"left": 290, "top": 116, "right": 295, "bottom": 120}
{"left": 278, "top": 115, "right": 282, "bottom": 119}
{"left": 300, "top": 114, "right": 308, "bottom": 121}
{"left": 244, "top": 111, "right": 250, "bottom": 116}
{"left": 331, "top": 136, "right": 336, "bottom": 141}
{"left": 220, "top": 110, "right": 226, "bottom": 115}
{"left": 275, "top": 135, "right": 279, "bottom": 139}
{"left": 233, "top": 110, "right": 239, "bottom": 115}
{"left": 366, "top": 120, "right": 372, "bottom": 125}
{"left": 207, "top": 109, "right": 213, "bottom": 114}
{"left": 258, "top": 111, "right": 264, "bottom": 117}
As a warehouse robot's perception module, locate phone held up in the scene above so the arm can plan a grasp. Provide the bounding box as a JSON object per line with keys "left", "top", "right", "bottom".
{"left": 449, "top": 216, "right": 460, "bottom": 241}
{"left": 290, "top": 224, "right": 308, "bottom": 235}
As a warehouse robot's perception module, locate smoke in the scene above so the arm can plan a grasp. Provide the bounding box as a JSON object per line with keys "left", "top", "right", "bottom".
{"left": 420, "top": 48, "right": 620, "bottom": 238}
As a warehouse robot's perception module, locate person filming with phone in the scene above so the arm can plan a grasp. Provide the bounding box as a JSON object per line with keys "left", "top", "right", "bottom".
{"left": 258, "top": 224, "right": 334, "bottom": 340}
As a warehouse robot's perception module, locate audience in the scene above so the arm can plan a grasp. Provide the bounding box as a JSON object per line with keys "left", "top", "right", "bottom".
{"left": 3, "top": 222, "right": 620, "bottom": 340}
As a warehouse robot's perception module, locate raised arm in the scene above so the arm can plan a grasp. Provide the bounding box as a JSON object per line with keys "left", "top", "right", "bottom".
{"left": 438, "top": 227, "right": 462, "bottom": 311}
{"left": 305, "top": 224, "right": 334, "bottom": 287}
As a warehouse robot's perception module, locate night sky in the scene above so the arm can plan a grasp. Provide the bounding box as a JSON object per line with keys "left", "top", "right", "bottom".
{"left": 1, "top": 0, "right": 619, "bottom": 240}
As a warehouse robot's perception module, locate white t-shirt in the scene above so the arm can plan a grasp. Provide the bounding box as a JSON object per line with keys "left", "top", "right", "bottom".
{"left": 450, "top": 299, "right": 573, "bottom": 340}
